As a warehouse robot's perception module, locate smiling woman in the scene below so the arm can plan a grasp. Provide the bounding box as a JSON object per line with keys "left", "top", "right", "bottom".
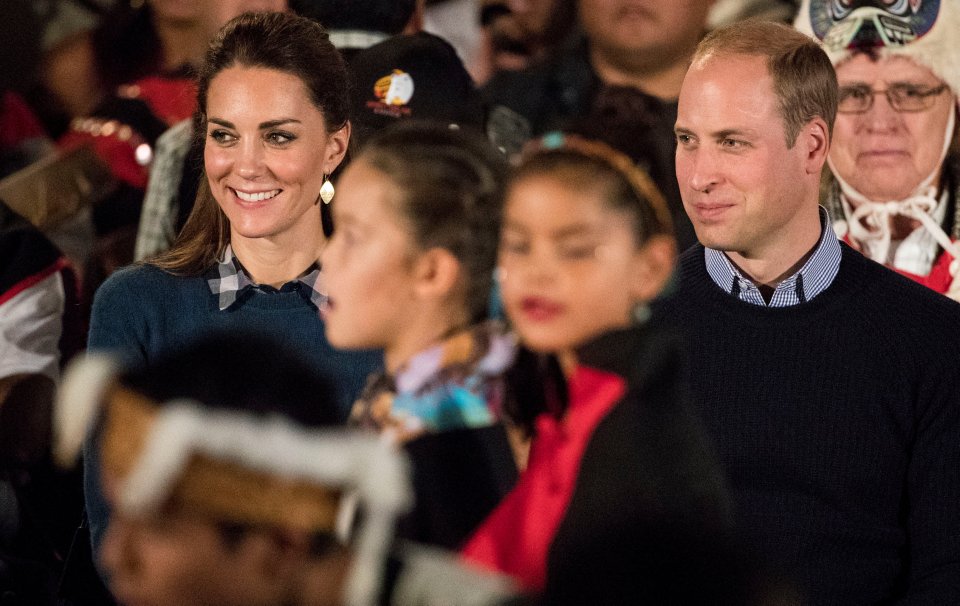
{"left": 150, "top": 11, "right": 351, "bottom": 281}
{"left": 202, "top": 65, "right": 346, "bottom": 276}
{"left": 85, "top": 11, "right": 381, "bottom": 569}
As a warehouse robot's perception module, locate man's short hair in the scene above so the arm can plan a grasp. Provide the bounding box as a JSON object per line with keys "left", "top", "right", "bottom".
{"left": 693, "top": 20, "right": 838, "bottom": 148}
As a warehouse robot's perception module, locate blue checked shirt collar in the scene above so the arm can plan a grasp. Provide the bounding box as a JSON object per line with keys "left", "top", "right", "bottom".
{"left": 206, "top": 244, "right": 326, "bottom": 311}
{"left": 704, "top": 207, "right": 841, "bottom": 307}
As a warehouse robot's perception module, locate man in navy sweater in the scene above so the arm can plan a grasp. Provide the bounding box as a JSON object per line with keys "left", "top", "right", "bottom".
{"left": 660, "top": 20, "right": 960, "bottom": 604}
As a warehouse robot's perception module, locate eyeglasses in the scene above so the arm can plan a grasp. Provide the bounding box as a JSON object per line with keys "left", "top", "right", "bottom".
{"left": 837, "top": 83, "right": 949, "bottom": 114}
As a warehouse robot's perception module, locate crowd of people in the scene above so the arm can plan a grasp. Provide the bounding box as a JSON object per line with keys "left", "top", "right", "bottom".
{"left": 1, "top": 0, "right": 959, "bottom": 604}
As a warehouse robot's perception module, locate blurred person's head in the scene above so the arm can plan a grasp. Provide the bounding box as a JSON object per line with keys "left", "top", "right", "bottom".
{"left": 480, "top": 0, "right": 576, "bottom": 72}
{"left": 0, "top": 0, "right": 41, "bottom": 95}
{"left": 204, "top": 0, "right": 289, "bottom": 36}
{"left": 348, "top": 32, "right": 486, "bottom": 148}
{"left": 154, "top": 11, "right": 350, "bottom": 275}
{"left": 57, "top": 332, "right": 410, "bottom": 606}
{"left": 507, "top": 0, "right": 564, "bottom": 40}
{"left": 498, "top": 133, "right": 675, "bottom": 362}
{"left": 577, "top": 0, "right": 713, "bottom": 84}
{"left": 321, "top": 122, "right": 507, "bottom": 373}
{"left": 148, "top": 0, "right": 207, "bottom": 25}
{"left": 92, "top": 0, "right": 216, "bottom": 84}
{"left": 289, "top": 0, "right": 418, "bottom": 35}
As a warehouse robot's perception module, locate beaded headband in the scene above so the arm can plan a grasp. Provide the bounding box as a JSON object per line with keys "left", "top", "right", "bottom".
{"left": 530, "top": 132, "right": 674, "bottom": 234}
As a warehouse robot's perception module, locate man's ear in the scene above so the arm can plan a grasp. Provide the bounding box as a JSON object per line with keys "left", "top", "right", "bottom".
{"left": 412, "top": 247, "right": 463, "bottom": 302}
{"left": 629, "top": 235, "right": 677, "bottom": 304}
{"left": 799, "top": 117, "right": 830, "bottom": 175}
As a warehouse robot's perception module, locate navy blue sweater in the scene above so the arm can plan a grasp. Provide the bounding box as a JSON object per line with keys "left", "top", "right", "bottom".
{"left": 85, "top": 263, "right": 381, "bottom": 557}
{"left": 654, "top": 244, "right": 960, "bottom": 605}
{"left": 88, "top": 264, "right": 379, "bottom": 413}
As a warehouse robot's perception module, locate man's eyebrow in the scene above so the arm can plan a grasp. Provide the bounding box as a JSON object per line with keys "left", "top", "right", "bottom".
{"left": 887, "top": 80, "right": 942, "bottom": 88}
{"left": 674, "top": 126, "right": 758, "bottom": 141}
{"left": 713, "top": 128, "right": 757, "bottom": 140}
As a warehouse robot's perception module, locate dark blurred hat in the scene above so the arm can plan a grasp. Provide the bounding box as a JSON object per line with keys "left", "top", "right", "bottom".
{"left": 290, "top": 0, "right": 416, "bottom": 35}
{"left": 349, "top": 32, "right": 486, "bottom": 147}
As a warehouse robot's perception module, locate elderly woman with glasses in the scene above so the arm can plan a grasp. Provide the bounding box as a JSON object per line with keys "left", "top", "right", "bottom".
{"left": 797, "top": 0, "right": 960, "bottom": 298}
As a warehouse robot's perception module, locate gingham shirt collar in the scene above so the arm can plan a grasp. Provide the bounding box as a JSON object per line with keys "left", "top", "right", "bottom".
{"left": 206, "top": 244, "right": 325, "bottom": 311}
{"left": 704, "top": 207, "right": 841, "bottom": 307}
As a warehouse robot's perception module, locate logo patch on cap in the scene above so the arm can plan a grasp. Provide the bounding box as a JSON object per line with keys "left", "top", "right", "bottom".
{"left": 366, "top": 70, "right": 416, "bottom": 119}
{"left": 810, "top": 0, "right": 940, "bottom": 51}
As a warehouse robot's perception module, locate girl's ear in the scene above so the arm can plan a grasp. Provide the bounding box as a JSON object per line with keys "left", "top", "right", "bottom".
{"left": 629, "top": 235, "right": 677, "bottom": 304}
{"left": 412, "top": 247, "right": 463, "bottom": 302}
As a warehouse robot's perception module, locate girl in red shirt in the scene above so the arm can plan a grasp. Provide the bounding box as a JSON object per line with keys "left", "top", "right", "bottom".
{"left": 463, "top": 134, "right": 731, "bottom": 599}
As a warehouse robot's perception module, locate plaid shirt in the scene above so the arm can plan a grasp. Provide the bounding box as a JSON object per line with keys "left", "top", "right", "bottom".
{"left": 205, "top": 244, "right": 326, "bottom": 311}
{"left": 704, "top": 206, "right": 842, "bottom": 307}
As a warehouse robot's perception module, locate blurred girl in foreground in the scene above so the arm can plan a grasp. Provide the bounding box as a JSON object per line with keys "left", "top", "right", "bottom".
{"left": 463, "top": 134, "right": 731, "bottom": 601}
{"left": 321, "top": 122, "right": 519, "bottom": 550}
